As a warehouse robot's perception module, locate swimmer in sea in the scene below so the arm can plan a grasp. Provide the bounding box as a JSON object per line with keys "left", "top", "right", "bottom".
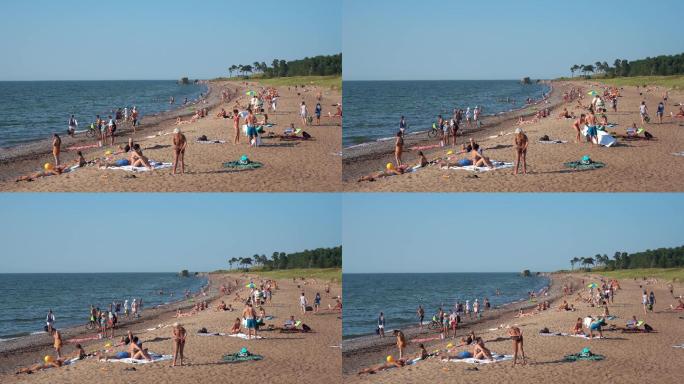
{"left": 395, "top": 131, "right": 404, "bottom": 167}
{"left": 52, "top": 134, "right": 61, "bottom": 166}
{"left": 172, "top": 128, "right": 187, "bottom": 175}
{"left": 572, "top": 114, "right": 586, "bottom": 143}
{"left": 171, "top": 322, "right": 186, "bottom": 367}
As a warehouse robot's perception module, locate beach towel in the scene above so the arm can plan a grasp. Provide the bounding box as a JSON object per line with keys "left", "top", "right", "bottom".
{"left": 443, "top": 353, "right": 512, "bottom": 364}
{"left": 569, "top": 334, "right": 604, "bottom": 340}
{"left": 596, "top": 131, "right": 617, "bottom": 147}
{"left": 221, "top": 352, "right": 264, "bottom": 363}
{"left": 563, "top": 161, "right": 605, "bottom": 170}
{"left": 223, "top": 161, "right": 263, "bottom": 170}
{"left": 106, "top": 353, "right": 172, "bottom": 364}
{"left": 66, "top": 335, "right": 101, "bottom": 344}
{"left": 673, "top": 344, "right": 684, "bottom": 349}
{"left": 228, "top": 333, "right": 263, "bottom": 340}
{"left": 563, "top": 353, "right": 605, "bottom": 362}
{"left": 672, "top": 151, "right": 684, "bottom": 157}
{"left": 104, "top": 161, "right": 172, "bottom": 172}
{"left": 443, "top": 161, "right": 513, "bottom": 173}
{"left": 409, "top": 144, "right": 441, "bottom": 151}
{"left": 538, "top": 139, "right": 567, "bottom": 144}
{"left": 196, "top": 139, "right": 225, "bottom": 144}
{"left": 411, "top": 336, "right": 442, "bottom": 343}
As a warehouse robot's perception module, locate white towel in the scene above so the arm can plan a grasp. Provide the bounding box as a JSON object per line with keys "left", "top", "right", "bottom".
{"left": 104, "top": 161, "right": 172, "bottom": 172}
{"left": 444, "top": 161, "right": 513, "bottom": 173}
{"left": 538, "top": 139, "right": 567, "bottom": 144}
{"left": 106, "top": 353, "right": 172, "bottom": 364}
{"left": 443, "top": 353, "right": 512, "bottom": 364}
{"left": 672, "top": 152, "right": 684, "bottom": 157}
{"left": 228, "top": 333, "right": 263, "bottom": 340}
{"left": 197, "top": 332, "right": 226, "bottom": 337}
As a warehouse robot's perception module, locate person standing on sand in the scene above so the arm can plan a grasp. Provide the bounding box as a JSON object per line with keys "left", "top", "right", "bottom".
{"left": 378, "top": 312, "right": 386, "bottom": 337}
{"left": 393, "top": 330, "right": 407, "bottom": 359}
{"left": 508, "top": 326, "right": 526, "bottom": 366}
{"left": 465, "top": 107, "right": 472, "bottom": 129}
{"left": 648, "top": 291, "right": 656, "bottom": 312}
{"left": 656, "top": 101, "right": 665, "bottom": 124}
{"left": 314, "top": 292, "right": 321, "bottom": 313}
{"left": 52, "top": 134, "right": 61, "bottom": 166}
{"left": 394, "top": 131, "right": 404, "bottom": 167}
{"left": 399, "top": 115, "right": 407, "bottom": 135}
{"left": 46, "top": 309, "right": 55, "bottom": 333}
{"left": 172, "top": 128, "right": 187, "bottom": 175}
{"left": 315, "top": 102, "right": 322, "bottom": 125}
{"left": 246, "top": 110, "right": 258, "bottom": 146}
{"left": 300, "top": 292, "right": 308, "bottom": 314}
{"left": 513, "top": 127, "right": 528, "bottom": 175}
{"left": 243, "top": 303, "right": 258, "bottom": 339}
{"left": 52, "top": 328, "right": 62, "bottom": 359}
{"left": 131, "top": 107, "right": 139, "bottom": 129}
{"left": 640, "top": 101, "right": 649, "bottom": 124}
{"left": 171, "top": 322, "right": 186, "bottom": 367}
{"left": 107, "top": 115, "right": 116, "bottom": 146}
{"left": 642, "top": 290, "right": 649, "bottom": 314}
{"left": 417, "top": 305, "right": 425, "bottom": 328}
{"left": 572, "top": 114, "right": 586, "bottom": 143}
{"left": 232, "top": 109, "right": 241, "bottom": 144}
{"left": 300, "top": 101, "right": 308, "bottom": 126}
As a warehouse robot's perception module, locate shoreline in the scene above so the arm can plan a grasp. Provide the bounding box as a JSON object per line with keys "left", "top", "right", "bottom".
{"left": 342, "top": 272, "right": 576, "bottom": 375}
{"left": 342, "top": 80, "right": 567, "bottom": 181}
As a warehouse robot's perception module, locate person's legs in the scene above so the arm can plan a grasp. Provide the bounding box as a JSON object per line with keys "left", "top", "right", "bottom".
{"left": 522, "top": 150, "right": 527, "bottom": 174}
{"left": 172, "top": 340, "right": 179, "bottom": 366}
{"left": 179, "top": 151, "right": 185, "bottom": 174}
{"left": 172, "top": 150, "right": 179, "bottom": 174}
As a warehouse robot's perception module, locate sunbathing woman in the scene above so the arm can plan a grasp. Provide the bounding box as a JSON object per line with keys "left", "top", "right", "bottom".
{"left": 357, "top": 164, "right": 406, "bottom": 182}
{"left": 129, "top": 336, "right": 152, "bottom": 361}
{"left": 357, "top": 359, "right": 406, "bottom": 375}
{"left": 558, "top": 108, "right": 572, "bottom": 119}
{"left": 15, "top": 164, "right": 70, "bottom": 182}
{"left": 508, "top": 326, "right": 526, "bottom": 366}
{"left": 129, "top": 144, "right": 153, "bottom": 169}
{"left": 15, "top": 359, "right": 64, "bottom": 374}
{"left": 472, "top": 338, "right": 494, "bottom": 361}
{"left": 470, "top": 144, "right": 494, "bottom": 168}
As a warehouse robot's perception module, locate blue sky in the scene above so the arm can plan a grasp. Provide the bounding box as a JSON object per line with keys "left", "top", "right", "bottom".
{"left": 0, "top": 0, "right": 341, "bottom": 80}
{"left": 343, "top": 194, "right": 684, "bottom": 273}
{"left": 0, "top": 194, "right": 341, "bottom": 273}
{"left": 343, "top": 0, "right": 684, "bottom": 80}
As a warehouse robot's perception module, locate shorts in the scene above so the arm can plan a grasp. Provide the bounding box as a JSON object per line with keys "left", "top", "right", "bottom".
{"left": 245, "top": 318, "right": 256, "bottom": 329}
{"left": 247, "top": 125, "right": 257, "bottom": 137}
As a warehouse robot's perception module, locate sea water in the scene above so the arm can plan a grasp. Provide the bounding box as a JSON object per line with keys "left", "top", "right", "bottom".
{"left": 343, "top": 80, "right": 550, "bottom": 147}
{"left": 0, "top": 273, "right": 207, "bottom": 340}
{"left": 0, "top": 80, "right": 207, "bottom": 148}
{"left": 343, "top": 272, "right": 549, "bottom": 338}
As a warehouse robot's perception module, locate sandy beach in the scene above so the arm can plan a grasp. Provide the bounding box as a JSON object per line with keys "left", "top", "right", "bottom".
{"left": 343, "top": 81, "right": 684, "bottom": 192}
{"left": 343, "top": 273, "right": 684, "bottom": 384}
{"left": 0, "top": 272, "right": 342, "bottom": 384}
{"left": 0, "top": 80, "right": 342, "bottom": 192}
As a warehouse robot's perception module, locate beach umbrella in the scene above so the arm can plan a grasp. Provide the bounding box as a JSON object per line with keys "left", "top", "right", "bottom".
{"left": 588, "top": 91, "right": 598, "bottom": 96}
{"left": 587, "top": 283, "right": 598, "bottom": 289}
{"left": 246, "top": 282, "right": 255, "bottom": 288}
{"left": 246, "top": 90, "right": 257, "bottom": 96}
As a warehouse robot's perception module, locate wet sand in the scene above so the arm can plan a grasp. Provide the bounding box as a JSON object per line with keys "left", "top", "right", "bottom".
{"left": 343, "top": 273, "right": 684, "bottom": 384}
{"left": 343, "top": 81, "right": 684, "bottom": 192}
{"left": 1, "top": 273, "right": 342, "bottom": 384}
{"left": 0, "top": 80, "right": 342, "bottom": 192}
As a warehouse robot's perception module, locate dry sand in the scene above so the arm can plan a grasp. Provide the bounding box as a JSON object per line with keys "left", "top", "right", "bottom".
{"left": 0, "top": 81, "right": 342, "bottom": 192}
{"left": 0, "top": 273, "right": 342, "bottom": 384}
{"left": 343, "top": 273, "right": 684, "bottom": 384}
{"left": 343, "top": 81, "right": 684, "bottom": 191}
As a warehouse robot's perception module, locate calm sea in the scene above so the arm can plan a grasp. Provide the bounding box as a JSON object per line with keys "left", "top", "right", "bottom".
{"left": 343, "top": 273, "right": 549, "bottom": 338}
{"left": 342, "top": 80, "right": 550, "bottom": 147}
{"left": 0, "top": 80, "right": 207, "bottom": 147}
{"left": 0, "top": 273, "right": 208, "bottom": 340}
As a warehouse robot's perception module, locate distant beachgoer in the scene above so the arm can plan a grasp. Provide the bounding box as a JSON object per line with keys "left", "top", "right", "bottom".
{"left": 124, "top": 107, "right": 129, "bottom": 122}
{"left": 46, "top": 309, "right": 56, "bottom": 333}
{"left": 246, "top": 110, "right": 258, "bottom": 146}
{"left": 513, "top": 128, "right": 528, "bottom": 175}
{"left": 52, "top": 328, "right": 62, "bottom": 359}
{"left": 393, "top": 330, "right": 407, "bottom": 359}
{"left": 171, "top": 322, "right": 186, "bottom": 367}
{"left": 572, "top": 114, "right": 586, "bottom": 143}
{"left": 300, "top": 292, "right": 308, "bottom": 314}
{"left": 300, "top": 101, "right": 308, "bottom": 126}
{"left": 399, "top": 116, "right": 407, "bottom": 134}
{"left": 172, "top": 128, "right": 187, "bottom": 175}
{"left": 68, "top": 115, "right": 78, "bottom": 137}
{"left": 243, "top": 303, "right": 257, "bottom": 339}
{"left": 417, "top": 305, "right": 425, "bottom": 328}
{"left": 314, "top": 293, "right": 321, "bottom": 313}
{"left": 315, "top": 102, "right": 322, "bottom": 125}
{"left": 232, "top": 109, "right": 241, "bottom": 144}
{"left": 465, "top": 107, "right": 472, "bottom": 129}
{"left": 648, "top": 291, "right": 656, "bottom": 312}
{"left": 52, "top": 134, "right": 61, "bottom": 166}
{"left": 395, "top": 131, "right": 404, "bottom": 167}
{"left": 378, "top": 312, "right": 386, "bottom": 338}
{"left": 107, "top": 116, "right": 116, "bottom": 146}
{"left": 131, "top": 108, "right": 139, "bottom": 128}
{"left": 640, "top": 101, "right": 648, "bottom": 124}
{"left": 656, "top": 102, "right": 665, "bottom": 124}
{"left": 508, "top": 326, "right": 526, "bottom": 366}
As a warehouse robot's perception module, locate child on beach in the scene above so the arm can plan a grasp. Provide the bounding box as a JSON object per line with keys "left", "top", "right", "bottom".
{"left": 513, "top": 128, "right": 528, "bottom": 175}
{"left": 393, "top": 329, "right": 407, "bottom": 359}
{"left": 395, "top": 131, "right": 404, "bottom": 167}
{"left": 172, "top": 128, "right": 187, "bottom": 175}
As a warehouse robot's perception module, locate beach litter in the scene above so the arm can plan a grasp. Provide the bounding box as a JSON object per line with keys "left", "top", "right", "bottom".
{"left": 103, "top": 161, "right": 172, "bottom": 172}
{"left": 105, "top": 353, "right": 172, "bottom": 364}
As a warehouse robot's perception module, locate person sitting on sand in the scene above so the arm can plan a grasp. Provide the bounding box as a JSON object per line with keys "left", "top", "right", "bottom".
{"left": 416, "top": 151, "right": 429, "bottom": 168}
{"left": 472, "top": 337, "right": 494, "bottom": 361}
{"left": 357, "top": 163, "right": 406, "bottom": 182}
{"left": 557, "top": 300, "right": 570, "bottom": 311}
{"left": 217, "top": 108, "right": 228, "bottom": 118}
{"left": 393, "top": 329, "right": 407, "bottom": 360}
{"left": 513, "top": 128, "right": 528, "bottom": 175}
{"left": 670, "top": 297, "right": 684, "bottom": 311}
{"left": 172, "top": 128, "right": 187, "bottom": 175}
{"left": 470, "top": 144, "right": 494, "bottom": 169}
{"left": 558, "top": 108, "right": 572, "bottom": 119}
{"left": 129, "top": 144, "right": 153, "bottom": 169}
{"left": 676, "top": 106, "right": 684, "bottom": 117}
{"left": 230, "top": 317, "right": 242, "bottom": 334}
{"left": 572, "top": 114, "right": 586, "bottom": 143}
{"left": 15, "top": 359, "right": 64, "bottom": 374}
{"left": 572, "top": 317, "right": 584, "bottom": 335}
{"left": 171, "top": 322, "right": 186, "bottom": 367}
{"left": 71, "top": 344, "right": 87, "bottom": 360}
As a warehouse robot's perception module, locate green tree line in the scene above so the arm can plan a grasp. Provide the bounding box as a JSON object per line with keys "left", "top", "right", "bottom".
{"left": 569, "top": 245, "right": 684, "bottom": 271}
{"left": 227, "top": 54, "right": 341, "bottom": 78}
{"left": 227, "top": 246, "right": 341, "bottom": 271}
{"left": 569, "top": 53, "right": 684, "bottom": 78}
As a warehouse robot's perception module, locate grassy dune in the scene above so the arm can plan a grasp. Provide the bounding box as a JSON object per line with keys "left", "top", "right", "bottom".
{"left": 252, "top": 268, "right": 342, "bottom": 282}
{"left": 561, "top": 268, "right": 684, "bottom": 282}
{"left": 560, "top": 75, "right": 684, "bottom": 90}
{"left": 214, "top": 75, "right": 341, "bottom": 89}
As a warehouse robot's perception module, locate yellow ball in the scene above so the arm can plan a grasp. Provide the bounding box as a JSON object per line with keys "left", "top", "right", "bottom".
{"left": 386, "top": 355, "right": 394, "bottom": 363}
{"left": 386, "top": 163, "right": 394, "bottom": 170}
{"left": 44, "top": 163, "right": 54, "bottom": 171}
{"left": 44, "top": 355, "right": 53, "bottom": 363}
{"left": 104, "top": 342, "right": 112, "bottom": 348}
{"left": 447, "top": 343, "right": 454, "bottom": 349}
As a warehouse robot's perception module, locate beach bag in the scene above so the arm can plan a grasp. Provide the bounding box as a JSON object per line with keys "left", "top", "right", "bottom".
{"left": 198, "top": 327, "right": 207, "bottom": 334}
{"left": 305, "top": 305, "right": 313, "bottom": 312}
{"left": 540, "top": 327, "right": 550, "bottom": 334}
{"left": 302, "top": 131, "right": 312, "bottom": 139}
{"left": 301, "top": 323, "right": 312, "bottom": 332}
{"left": 198, "top": 135, "right": 208, "bottom": 141}
{"left": 540, "top": 135, "right": 550, "bottom": 141}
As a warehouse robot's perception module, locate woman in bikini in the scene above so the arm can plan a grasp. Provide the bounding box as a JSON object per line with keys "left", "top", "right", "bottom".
{"left": 394, "top": 131, "right": 404, "bottom": 167}
{"left": 472, "top": 338, "right": 494, "bottom": 361}
{"left": 129, "top": 144, "right": 153, "bottom": 169}
{"left": 470, "top": 144, "right": 494, "bottom": 169}
{"left": 508, "top": 326, "right": 526, "bottom": 366}
{"left": 172, "top": 128, "right": 187, "bottom": 175}
{"left": 52, "top": 134, "right": 62, "bottom": 166}
{"left": 171, "top": 322, "right": 186, "bottom": 367}
{"left": 513, "top": 128, "right": 528, "bottom": 175}
{"left": 572, "top": 114, "right": 586, "bottom": 143}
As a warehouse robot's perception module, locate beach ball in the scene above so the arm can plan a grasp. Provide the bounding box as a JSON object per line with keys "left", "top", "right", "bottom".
{"left": 386, "top": 355, "right": 394, "bottom": 363}
{"left": 105, "top": 150, "right": 112, "bottom": 156}
{"left": 386, "top": 163, "right": 394, "bottom": 170}
{"left": 44, "top": 355, "right": 53, "bottom": 363}
{"left": 44, "top": 163, "right": 54, "bottom": 171}
{"left": 240, "top": 347, "right": 248, "bottom": 354}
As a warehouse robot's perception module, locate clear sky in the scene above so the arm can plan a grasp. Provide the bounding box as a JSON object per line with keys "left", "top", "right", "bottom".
{"left": 0, "top": 0, "right": 341, "bottom": 81}
{"left": 0, "top": 193, "right": 341, "bottom": 273}
{"left": 343, "top": 0, "right": 684, "bottom": 80}
{"left": 343, "top": 194, "right": 684, "bottom": 273}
